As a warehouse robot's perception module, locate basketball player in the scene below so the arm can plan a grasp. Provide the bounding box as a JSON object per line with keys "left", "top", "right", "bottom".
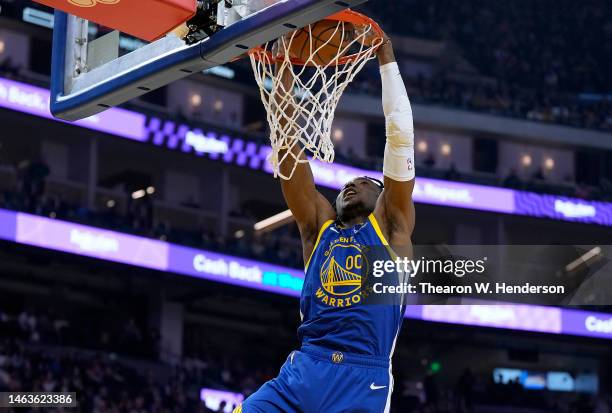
{"left": 237, "top": 33, "right": 415, "bottom": 413}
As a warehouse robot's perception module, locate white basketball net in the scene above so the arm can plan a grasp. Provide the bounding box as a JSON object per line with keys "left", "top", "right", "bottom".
{"left": 249, "top": 19, "right": 382, "bottom": 180}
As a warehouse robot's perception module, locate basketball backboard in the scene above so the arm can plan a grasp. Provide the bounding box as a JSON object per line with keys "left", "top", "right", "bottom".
{"left": 50, "top": 0, "right": 369, "bottom": 121}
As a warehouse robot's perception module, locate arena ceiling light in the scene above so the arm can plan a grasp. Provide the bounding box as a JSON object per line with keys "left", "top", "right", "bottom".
{"left": 131, "top": 189, "right": 146, "bottom": 200}
{"left": 254, "top": 209, "right": 294, "bottom": 233}
{"left": 521, "top": 154, "right": 533, "bottom": 167}
{"left": 131, "top": 186, "right": 155, "bottom": 200}
{"left": 417, "top": 140, "right": 428, "bottom": 153}
{"left": 544, "top": 157, "right": 555, "bottom": 170}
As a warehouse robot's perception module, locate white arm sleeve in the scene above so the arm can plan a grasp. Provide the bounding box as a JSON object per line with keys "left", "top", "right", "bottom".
{"left": 380, "top": 62, "right": 415, "bottom": 182}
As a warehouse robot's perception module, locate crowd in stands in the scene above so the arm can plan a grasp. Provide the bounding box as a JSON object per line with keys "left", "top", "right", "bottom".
{"left": 349, "top": 65, "right": 612, "bottom": 132}
{"left": 373, "top": 0, "right": 612, "bottom": 92}
{"left": 0, "top": 338, "right": 220, "bottom": 413}
{"left": 0, "top": 157, "right": 304, "bottom": 268}
{"left": 0, "top": 292, "right": 612, "bottom": 413}
{"left": 363, "top": 0, "right": 612, "bottom": 131}
{"left": 407, "top": 73, "right": 612, "bottom": 132}
{"left": 0, "top": 305, "right": 159, "bottom": 361}
{"left": 2, "top": 299, "right": 611, "bottom": 413}
{"left": 0, "top": 184, "right": 303, "bottom": 269}
{"left": 0, "top": 295, "right": 286, "bottom": 412}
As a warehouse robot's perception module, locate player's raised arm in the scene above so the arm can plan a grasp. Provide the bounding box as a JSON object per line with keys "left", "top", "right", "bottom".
{"left": 273, "top": 62, "right": 335, "bottom": 259}
{"left": 374, "top": 37, "right": 416, "bottom": 241}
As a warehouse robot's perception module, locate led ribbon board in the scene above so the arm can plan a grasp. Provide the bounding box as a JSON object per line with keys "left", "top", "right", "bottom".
{"left": 1, "top": 208, "right": 611, "bottom": 340}
{"left": 0, "top": 209, "right": 303, "bottom": 297}
{"left": 2, "top": 76, "right": 612, "bottom": 226}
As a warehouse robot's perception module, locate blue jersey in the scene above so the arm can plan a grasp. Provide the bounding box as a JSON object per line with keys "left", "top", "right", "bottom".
{"left": 297, "top": 213, "right": 405, "bottom": 358}
{"left": 241, "top": 214, "right": 405, "bottom": 412}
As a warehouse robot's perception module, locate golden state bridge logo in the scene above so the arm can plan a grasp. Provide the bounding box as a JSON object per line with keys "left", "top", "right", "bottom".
{"left": 69, "top": 0, "right": 120, "bottom": 7}
{"left": 316, "top": 242, "right": 364, "bottom": 308}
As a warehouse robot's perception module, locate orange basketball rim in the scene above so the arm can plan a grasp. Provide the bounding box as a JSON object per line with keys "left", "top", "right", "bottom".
{"left": 249, "top": 9, "right": 385, "bottom": 67}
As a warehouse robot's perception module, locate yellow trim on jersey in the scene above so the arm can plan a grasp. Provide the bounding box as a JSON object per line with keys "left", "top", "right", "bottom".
{"left": 368, "top": 213, "right": 390, "bottom": 246}
{"left": 305, "top": 219, "right": 334, "bottom": 272}
{"left": 232, "top": 405, "right": 242, "bottom": 413}
{"left": 368, "top": 213, "right": 400, "bottom": 261}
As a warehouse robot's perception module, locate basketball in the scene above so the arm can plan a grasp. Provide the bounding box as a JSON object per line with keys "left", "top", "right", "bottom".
{"left": 289, "top": 20, "right": 355, "bottom": 65}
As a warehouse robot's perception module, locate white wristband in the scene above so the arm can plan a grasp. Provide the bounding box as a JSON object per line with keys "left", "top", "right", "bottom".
{"left": 380, "top": 62, "right": 415, "bottom": 181}
{"left": 384, "top": 143, "right": 415, "bottom": 182}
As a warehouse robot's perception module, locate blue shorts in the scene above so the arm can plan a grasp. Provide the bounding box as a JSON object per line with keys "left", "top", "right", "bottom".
{"left": 239, "top": 344, "right": 393, "bottom": 413}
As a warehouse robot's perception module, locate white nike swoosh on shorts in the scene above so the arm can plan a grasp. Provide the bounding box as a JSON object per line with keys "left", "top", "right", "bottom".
{"left": 370, "top": 383, "right": 387, "bottom": 390}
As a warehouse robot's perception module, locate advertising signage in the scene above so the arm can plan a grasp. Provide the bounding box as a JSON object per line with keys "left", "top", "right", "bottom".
{"left": 1, "top": 208, "right": 611, "bottom": 341}
{"left": 2, "top": 77, "right": 612, "bottom": 227}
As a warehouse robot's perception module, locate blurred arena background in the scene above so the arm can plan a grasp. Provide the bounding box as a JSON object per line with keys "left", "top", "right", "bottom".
{"left": 0, "top": 0, "right": 611, "bottom": 412}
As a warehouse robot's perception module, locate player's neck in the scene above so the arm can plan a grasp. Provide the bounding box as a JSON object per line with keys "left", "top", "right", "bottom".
{"left": 337, "top": 214, "right": 368, "bottom": 229}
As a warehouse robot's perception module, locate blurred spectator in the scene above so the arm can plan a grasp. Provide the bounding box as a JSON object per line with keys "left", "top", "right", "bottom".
{"left": 503, "top": 169, "right": 523, "bottom": 189}
{"left": 17, "top": 157, "right": 50, "bottom": 212}
{"left": 456, "top": 367, "right": 474, "bottom": 412}
{"left": 445, "top": 163, "right": 461, "bottom": 181}
{"left": 424, "top": 152, "right": 436, "bottom": 168}
{"left": 531, "top": 167, "right": 545, "bottom": 181}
